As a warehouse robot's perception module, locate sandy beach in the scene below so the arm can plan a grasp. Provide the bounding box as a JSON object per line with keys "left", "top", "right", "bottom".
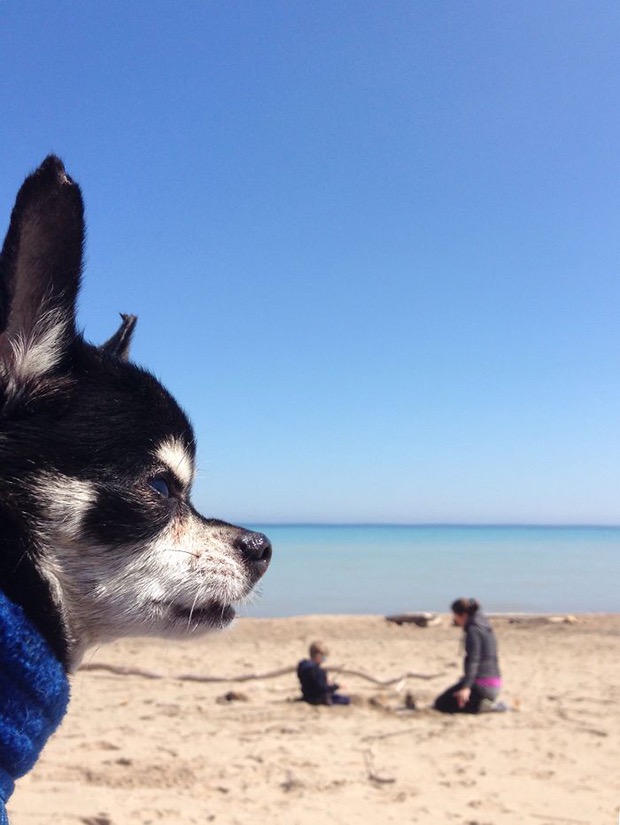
{"left": 9, "top": 614, "right": 620, "bottom": 825}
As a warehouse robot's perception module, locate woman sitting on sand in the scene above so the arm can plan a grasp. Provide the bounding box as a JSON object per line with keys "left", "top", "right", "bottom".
{"left": 434, "top": 598, "right": 505, "bottom": 714}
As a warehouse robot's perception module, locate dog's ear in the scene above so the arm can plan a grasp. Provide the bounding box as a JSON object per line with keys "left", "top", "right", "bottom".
{"left": 99, "top": 313, "right": 137, "bottom": 361}
{"left": 0, "top": 155, "right": 84, "bottom": 385}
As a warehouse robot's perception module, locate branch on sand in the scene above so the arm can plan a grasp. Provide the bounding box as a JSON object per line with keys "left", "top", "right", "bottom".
{"left": 363, "top": 749, "right": 396, "bottom": 784}
{"left": 79, "top": 662, "right": 443, "bottom": 687}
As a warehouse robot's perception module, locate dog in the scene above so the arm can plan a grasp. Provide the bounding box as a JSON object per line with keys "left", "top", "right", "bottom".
{"left": 0, "top": 156, "right": 271, "bottom": 816}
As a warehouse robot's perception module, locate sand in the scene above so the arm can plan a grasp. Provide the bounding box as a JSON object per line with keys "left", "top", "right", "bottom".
{"left": 8, "top": 614, "right": 620, "bottom": 825}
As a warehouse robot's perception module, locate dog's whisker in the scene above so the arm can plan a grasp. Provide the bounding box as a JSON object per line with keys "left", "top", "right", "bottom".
{"left": 187, "top": 590, "right": 201, "bottom": 631}
{"left": 168, "top": 548, "right": 200, "bottom": 559}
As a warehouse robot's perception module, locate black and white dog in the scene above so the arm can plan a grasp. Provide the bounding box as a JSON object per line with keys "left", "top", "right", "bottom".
{"left": 0, "top": 157, "right": 271, "bottom": 814}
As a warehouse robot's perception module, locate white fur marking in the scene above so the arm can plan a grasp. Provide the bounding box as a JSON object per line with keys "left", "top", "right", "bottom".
{"left": 156, "top": 438, "right": 194, "bottom": 486}
{"left": 36, "top": 473, "right": 97, "bottom": 542}
{"left": 9, "top": 310, "right": 67, "bottom": 381}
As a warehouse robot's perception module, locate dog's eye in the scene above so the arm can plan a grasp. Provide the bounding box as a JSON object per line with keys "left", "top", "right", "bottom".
{"left": 149, "top": 476, "right": 170, "bottom": 498}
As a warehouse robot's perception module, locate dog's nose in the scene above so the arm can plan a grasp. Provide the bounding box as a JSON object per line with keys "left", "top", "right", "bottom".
{"left": 234, "top": 530, "right": 272, "bottom": 571}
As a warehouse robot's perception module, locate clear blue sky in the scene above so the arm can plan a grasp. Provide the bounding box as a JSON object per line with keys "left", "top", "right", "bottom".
{"left": 2, "top": 2, "right": 620, "bottom": 524}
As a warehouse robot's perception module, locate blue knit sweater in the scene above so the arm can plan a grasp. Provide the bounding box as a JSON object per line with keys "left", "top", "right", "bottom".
{"left": 0, "top": 591, "right": 69, "bottom": 823}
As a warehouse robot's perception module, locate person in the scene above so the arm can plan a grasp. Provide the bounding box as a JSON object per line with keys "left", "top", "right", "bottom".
{"left": 434, "top": 598, "right": 505, "bottom": 714}
{"left": 297, "top": 641, "right": 350, "bottom": 706}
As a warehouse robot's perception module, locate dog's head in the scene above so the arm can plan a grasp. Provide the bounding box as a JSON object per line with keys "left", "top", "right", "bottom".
{"left": 0, "top": 156, "right": 271, "bottom": 670}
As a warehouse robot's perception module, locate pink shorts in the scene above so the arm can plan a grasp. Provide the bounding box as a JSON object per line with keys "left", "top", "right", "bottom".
{"left": 475, "top": 677, "right": 502, "bottom": 688}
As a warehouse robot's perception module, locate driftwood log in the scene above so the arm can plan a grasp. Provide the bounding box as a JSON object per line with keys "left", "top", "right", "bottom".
{"left": 79, "top": 662, "right": 443, "bottom": 686}
{"left": 385, "top": 612, "right": 442, "bottom": 628}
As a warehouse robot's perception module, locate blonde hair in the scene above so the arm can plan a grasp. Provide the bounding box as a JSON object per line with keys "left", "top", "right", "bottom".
{"left": 309, "top": 640, "right": 329, "bottom": 658}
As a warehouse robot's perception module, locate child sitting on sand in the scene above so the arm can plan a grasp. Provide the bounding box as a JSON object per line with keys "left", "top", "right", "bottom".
{"left": 297, "top": 641, "right": 350, "bottom": 706}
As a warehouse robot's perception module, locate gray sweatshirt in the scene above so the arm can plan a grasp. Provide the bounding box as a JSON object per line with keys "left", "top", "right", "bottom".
{"left": 462, "top": 612, "right": 501, "bottom": 687}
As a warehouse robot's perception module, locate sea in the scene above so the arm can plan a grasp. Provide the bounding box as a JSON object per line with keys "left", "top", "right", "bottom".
{"left": 243, "top": 524, "right": 619, "bottom": 618}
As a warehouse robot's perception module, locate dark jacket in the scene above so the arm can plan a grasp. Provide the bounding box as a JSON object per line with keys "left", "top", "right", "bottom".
{"left": 297, "top": 659, "right": 338, "bottom": 705}
{"left": 462, "top": 612, "right": 500, "bottom": 687}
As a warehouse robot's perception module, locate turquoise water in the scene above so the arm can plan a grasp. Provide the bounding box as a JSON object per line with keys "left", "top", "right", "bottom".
{"left": 244, "top": 524, "right": 619, "bottom": 617}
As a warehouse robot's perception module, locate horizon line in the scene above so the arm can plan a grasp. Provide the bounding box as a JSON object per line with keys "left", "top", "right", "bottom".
{"left": 244, "top": 521, "right": 620, "bottom": 529}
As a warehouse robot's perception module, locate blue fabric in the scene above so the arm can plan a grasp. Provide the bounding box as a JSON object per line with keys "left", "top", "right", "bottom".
{"left": 0, "top": 591, "right": 69, "bottom": 822}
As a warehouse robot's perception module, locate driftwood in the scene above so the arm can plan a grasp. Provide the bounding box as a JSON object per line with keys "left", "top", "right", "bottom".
{"left": 385, "top": 612, "right": 442, "bottom": 628}
{"left": 79, "top": 662, "right": 443, "bottom": 687}
{"left": 361, "top": 726, "right": 420, "bottom": 743}
{"left": 328, "top": 665, "right": 442, "bottom": 685}
{"left": 79, "top": 662, "right": 293, "bottom": 683}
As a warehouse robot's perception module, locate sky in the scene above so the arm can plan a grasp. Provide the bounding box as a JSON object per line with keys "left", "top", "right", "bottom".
{"left": 1, "top": 1, "right": 620, "bottom": 525}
